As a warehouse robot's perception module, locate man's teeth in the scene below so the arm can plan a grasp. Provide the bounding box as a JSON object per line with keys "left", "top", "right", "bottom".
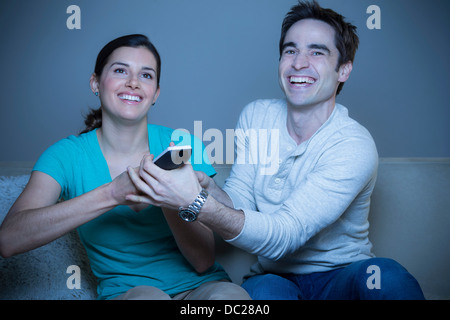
{"left": 119, "top": 94, "right": 142, "bottom": 102}
{"left": 290, "top": 76, "right": 315, "bottom": 84}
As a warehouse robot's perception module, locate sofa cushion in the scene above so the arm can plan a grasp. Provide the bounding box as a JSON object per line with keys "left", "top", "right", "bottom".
{"left": 369, "top": 158, "right": 450, "bottom": 299}
{"left": 0, "top": 175, "right": 97, "bottom": 299}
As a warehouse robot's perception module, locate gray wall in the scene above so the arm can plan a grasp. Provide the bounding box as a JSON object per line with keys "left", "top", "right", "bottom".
{"left": 0, "top": 0, "right": 449, "bottom": 162}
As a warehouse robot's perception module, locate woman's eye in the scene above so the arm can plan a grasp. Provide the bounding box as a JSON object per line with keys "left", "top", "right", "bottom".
{"left": 114, "top": 68, "right": 126, "bottom": 74}
{"left": 142, "top": 73, "right": 152, "bottom": 79}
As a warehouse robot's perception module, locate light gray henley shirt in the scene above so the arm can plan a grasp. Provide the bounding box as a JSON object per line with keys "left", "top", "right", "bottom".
{"left": 223, "top": 99, "right": 378, "bottom": 275}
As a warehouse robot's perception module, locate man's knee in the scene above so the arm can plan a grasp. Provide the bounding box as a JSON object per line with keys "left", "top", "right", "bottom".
{"left": 359, "top": 257, "right": 425, "bottom": 300}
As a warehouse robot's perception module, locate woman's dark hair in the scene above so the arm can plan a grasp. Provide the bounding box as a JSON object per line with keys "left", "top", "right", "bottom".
{"left": 80, "top": 34, "right": 161, "bottom": 134}
{"left": 279, "top": 0, "right": 359, "bottom": 95}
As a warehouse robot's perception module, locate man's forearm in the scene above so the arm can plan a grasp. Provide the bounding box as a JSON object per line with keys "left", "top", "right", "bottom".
{"left": 207, "top": 178, "right": 234, "bottom": 208}
{"left": 197, "top": 195, "right": 244, "bottom": 241}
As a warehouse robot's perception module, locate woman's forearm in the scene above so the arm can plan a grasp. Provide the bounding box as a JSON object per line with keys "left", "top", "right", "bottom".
{"left": 0, "top": 176, "right": 118, "bottom": 258}
{"left": 162, "top": 208, "right": 215, "bottom": 273}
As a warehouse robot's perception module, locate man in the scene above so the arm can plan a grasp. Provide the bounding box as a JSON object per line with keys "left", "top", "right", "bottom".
{"left": 127, "top": 0, "right": 425, "bottom": 299}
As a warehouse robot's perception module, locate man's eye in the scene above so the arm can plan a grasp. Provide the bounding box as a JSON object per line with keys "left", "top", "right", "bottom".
{"left": 312, "top": 51, "right": 324, "bottom": 56}
{"left": 284, "top": 49, "right": 296, "bottom": 55}
{"left": 142, "top": 73, "right": 152, "bottom": 79}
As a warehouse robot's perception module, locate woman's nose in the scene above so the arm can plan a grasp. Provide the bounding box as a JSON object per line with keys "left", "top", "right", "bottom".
{"left": 126, "top": 74, "right": 140, "bottom": 89}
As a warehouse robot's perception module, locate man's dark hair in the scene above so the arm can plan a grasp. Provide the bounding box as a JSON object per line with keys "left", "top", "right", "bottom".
{"left": 279, "top": 0, "right": 359, "bottom": 95}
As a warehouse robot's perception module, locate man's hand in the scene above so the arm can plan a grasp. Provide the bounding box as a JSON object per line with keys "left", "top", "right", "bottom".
{"left": 126, "top": 154, "right": 201, "bottom": 210}
{"left": 195, "top": 170, "right": 213, "bottom": 190}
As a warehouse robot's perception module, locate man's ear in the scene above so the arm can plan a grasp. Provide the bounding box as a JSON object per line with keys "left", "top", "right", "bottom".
{"left": 338, "top": 61, "right": 353, "bottom": 83}
{"left": 90, "top": 73, "right": 99, "bottom": 94}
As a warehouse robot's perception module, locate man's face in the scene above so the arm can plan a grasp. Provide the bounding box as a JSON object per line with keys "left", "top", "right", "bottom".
{"left": 278, "top": 18, "right": 351, "bottom": 110}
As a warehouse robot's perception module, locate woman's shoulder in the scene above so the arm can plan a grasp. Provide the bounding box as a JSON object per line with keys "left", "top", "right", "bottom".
{"left": 45, "top": 133, "right": 86, "bottom": 154}
{"left": 35, "top": 130, "right": 98, "bottom": 168}
{"left": 147, "top": 123, "right": 195, "bottom": 145}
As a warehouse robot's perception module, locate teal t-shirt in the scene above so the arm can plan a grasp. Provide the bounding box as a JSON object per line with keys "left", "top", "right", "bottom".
{"left": 33, "top": 124, "right": 229, "bottom": 299}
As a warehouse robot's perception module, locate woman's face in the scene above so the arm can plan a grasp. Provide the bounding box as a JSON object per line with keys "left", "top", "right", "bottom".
{"left": 91, "top": 46, "right": 160, "bottom": 124}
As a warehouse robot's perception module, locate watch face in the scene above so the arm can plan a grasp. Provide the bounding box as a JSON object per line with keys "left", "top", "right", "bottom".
{"left": 179, "top": 209, "right": 197, "bottom": 222}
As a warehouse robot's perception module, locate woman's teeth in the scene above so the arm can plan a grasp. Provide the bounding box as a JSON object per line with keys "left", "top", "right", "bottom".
{"left": 119, "top": 94, "right": 142, "bottom": 102}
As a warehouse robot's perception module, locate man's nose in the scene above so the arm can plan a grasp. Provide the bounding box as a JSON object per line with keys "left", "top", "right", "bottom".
{"left": 292, "top": 53, "right": 310, "bottom": 70}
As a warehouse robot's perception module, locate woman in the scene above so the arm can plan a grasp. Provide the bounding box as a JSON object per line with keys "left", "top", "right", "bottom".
{"left": 0, "top": 34, "right": 250, "bottom": 300}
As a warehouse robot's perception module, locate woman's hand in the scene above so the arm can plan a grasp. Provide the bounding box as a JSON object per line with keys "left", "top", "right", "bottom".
{"left": 108, "top": 167, "right": 151, "bottom": 212}
{"left": 126, "top": 154, "right": 201, "bottom": 210}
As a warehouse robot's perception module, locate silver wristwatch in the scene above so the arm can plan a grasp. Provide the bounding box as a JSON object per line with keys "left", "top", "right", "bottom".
{"left": 178, "top": 189, "right": 209, "bottom": 222}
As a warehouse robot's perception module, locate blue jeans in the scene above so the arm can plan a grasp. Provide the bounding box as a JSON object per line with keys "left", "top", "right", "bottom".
{"left": 242, "top": 258, "right": 425, "bottom": 300}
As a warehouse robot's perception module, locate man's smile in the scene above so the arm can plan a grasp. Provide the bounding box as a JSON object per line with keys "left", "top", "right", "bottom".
{"left": 289, "top": 75, "right": 316, "bottom": 87}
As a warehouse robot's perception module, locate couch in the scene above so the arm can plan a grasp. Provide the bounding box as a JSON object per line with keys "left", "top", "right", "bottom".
{"left": 1, "top": 158, "right": 449, "bottom": 300}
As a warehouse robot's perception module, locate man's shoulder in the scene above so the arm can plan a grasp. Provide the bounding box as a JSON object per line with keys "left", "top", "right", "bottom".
{"left": 321, "top": 104, "right": 378, "bottom": 164}
{"left": 333, "top": 104, "right": 374, "bottom": 140}
{"left": 239, "top": 99, "right": 286, "bottom": 126}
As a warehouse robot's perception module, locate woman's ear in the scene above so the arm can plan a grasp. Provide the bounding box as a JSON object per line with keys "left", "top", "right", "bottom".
{"left": 90, "top": 73, "right": 99, "bottom": 95}
{"left": 152, "top": 87, "right": 161, "bottom": 105}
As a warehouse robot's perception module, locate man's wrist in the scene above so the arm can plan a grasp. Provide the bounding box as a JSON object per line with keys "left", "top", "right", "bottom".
{"left": 197, "top": 195, "right": 244, "bottom": 240}
{"left": 178, "top": 189, "right": 208, "bottom": 222}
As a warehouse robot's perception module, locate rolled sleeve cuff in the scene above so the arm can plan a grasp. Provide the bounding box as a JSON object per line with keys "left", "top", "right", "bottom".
{"left": 225, "top": 208, "right": 265, "bottom": 255}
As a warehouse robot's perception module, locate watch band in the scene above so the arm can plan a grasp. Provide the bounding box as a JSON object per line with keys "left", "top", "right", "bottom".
{"left": 178, "top": 189, "right": 208, "bottom": 222}
{"left": 190, "top": 189, "right": 208, "bottom": 213}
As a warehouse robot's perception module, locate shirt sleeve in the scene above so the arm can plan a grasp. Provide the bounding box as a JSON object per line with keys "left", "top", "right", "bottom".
{"left": 226, "top": 133, "right": 378, "bottom": 261}
{"left": 222, "top": 102, "right": 258, "bottom": 211}
{"left": 32, "top": 137, "right": 76, "bottom": 199}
